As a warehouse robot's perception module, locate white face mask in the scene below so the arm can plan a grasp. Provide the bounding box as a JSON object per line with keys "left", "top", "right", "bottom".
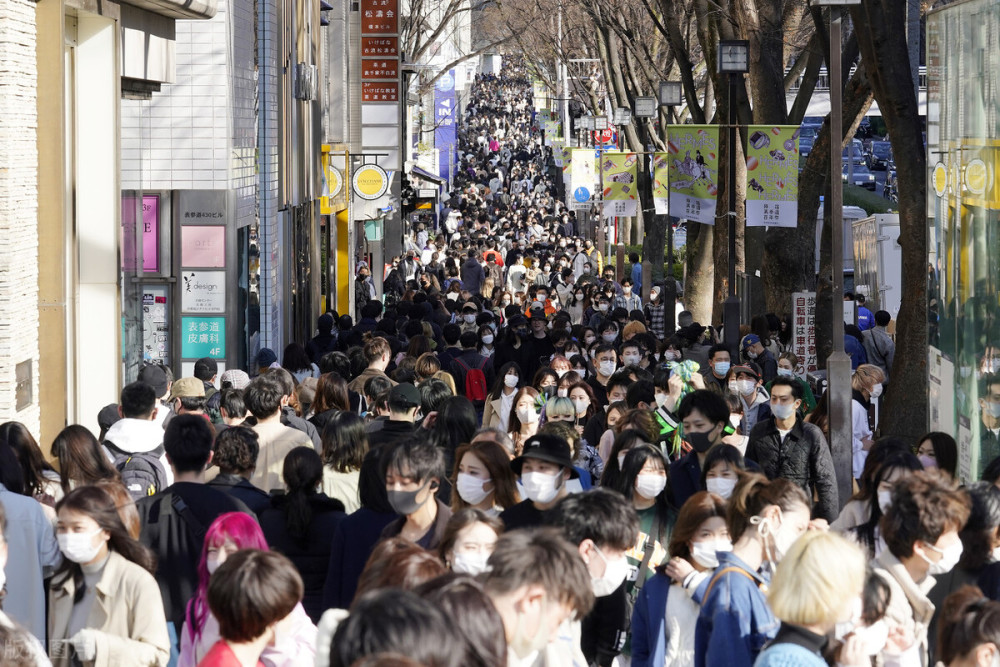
{"left": 456, "top": 473, "right": 492, "bottom": 506}
{"left": 482, "top": 334, "right": 494, "bottom": 345}
{"left": 920, "top": 540, "right": 963, "bottom": 575}
{"left": 663, "top": 351, "right": 679, "bottom": 361}
{"left": 623, "top": 354, "right": 641, "bottom": 366}
{"left": 706, "top": 477, "right": 737, "bottom": 500}
{"left": 57, "top": 529, "right": 105, "bottom": 564}
{"left": 517, "top": 406, "right": 539, "bottom": 424}
{"left": 206, "top": 555, "right": 222, "bottom": 574}
{"left": 599, "top": 360, "right": 617, "bottom": 377}
{"left": 851, "top": 620, "right": 891, "bottom": 656}
{"left": 870, "top": 384, "right": 883, "bottom": 399}
{"left": 598, "top": 304, "right": 609, "bottom": 313}
{"left": 736, "top": 379, "right": 757, "bottom": 395}
{"left": 635, "top": 473, "right": 667, "bottom": 499}
{"left": 557, "top": 388, "right": 568, "bottom": 398}
{"left": 777, "top": 367, "right": 794, "bottom": 378}
{"left": 771, "top": 402, "right": 796, "bottom": 420}
{"left": 753, "top": 512, "right": 800, "bottom": 564}
{"left": 877, "top": 489, "right": 892, "bottom": 514}
{"left": 575, "top": 368, "right": 587, "bottom": 379}
{"left": 602, "top": 332, "right": 617, "bottom": 342}
{"left": 590, "top": 546, "right": 630, "bottom": 597}
{"left": 451, "top": 550, "right": 491, "bottom": 575}
{"left": 464, "top": 314, "right": 478, "bottom": 324}
{"left": 655, "top": 392, "right": 670, "bottom": 409}
{"left": 729, "top": 414, "right": 742, "bottom": 428}
{"left": 505, "top": 374, "right": 520, "bottom": 388}
{"left": 521, "top": 470, "right": 561, "bottom": 504}
{"left": 690, "top": 538, "right": 733, "bottom": 569}
{"left": 987, "top": 401, "right": 1000, "bottom": 419}
{"left": 572, "top": 397, "right": 591, "bottom": 414}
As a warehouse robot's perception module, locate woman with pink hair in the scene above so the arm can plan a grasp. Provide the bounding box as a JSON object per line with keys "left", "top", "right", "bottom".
{"left": 178, "top": 512, "right": 317, "bottom": 666}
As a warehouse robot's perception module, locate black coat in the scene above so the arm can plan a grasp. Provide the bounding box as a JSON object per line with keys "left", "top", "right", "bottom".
{"left": 745, "top": 417, "right": 839, "bottom": 522}
{"left": 260, "top": 493, "right": 346, "bottom": 623}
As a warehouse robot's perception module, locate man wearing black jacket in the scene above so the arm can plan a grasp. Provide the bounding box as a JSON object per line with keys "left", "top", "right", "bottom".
{"left": 546, "top": 488, "right": 639, "bottom": 667}
{"left": 745, "top": 377, "right": 839, "bottom": 522}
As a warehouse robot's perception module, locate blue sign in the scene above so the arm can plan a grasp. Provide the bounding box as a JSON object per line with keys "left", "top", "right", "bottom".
{"left": 435, "top": 69, "right": 457, "bottom": 183}
{"left": 181, "top": 317, "right": 225, "bottom": 359}
{"left": 574, "top": 187, "right": 591, "bottom": 203}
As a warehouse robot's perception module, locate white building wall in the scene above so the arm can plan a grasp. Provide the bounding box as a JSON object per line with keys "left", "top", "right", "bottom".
{"left": 0, "top": 0, "right": 40, "bottom": 434}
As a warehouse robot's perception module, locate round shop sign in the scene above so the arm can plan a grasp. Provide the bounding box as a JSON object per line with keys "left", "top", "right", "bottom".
{"left": 574, "top": 186, "right": 591, "bottom": 203}
{"left": 353, "top": 164, "right": 389, "bottom": 200}
{"left": 437, "top": 73, "right": 455, "bottom": 92}
{"left": 933, "top": 162, "right": 947, "bottom": 198}
{"left": 329, "top": 166, "right": 344, "bottom": 198}
{"left": 965, "top": 158, "right": 989, "bottom": 196}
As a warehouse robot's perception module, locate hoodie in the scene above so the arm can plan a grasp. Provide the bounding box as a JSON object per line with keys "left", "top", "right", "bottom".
{"left": 102, "top": 418, "right": 174, "bottom": 486}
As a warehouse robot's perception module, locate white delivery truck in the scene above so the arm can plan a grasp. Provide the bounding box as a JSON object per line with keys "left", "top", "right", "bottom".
{"left": 851, "top": 214, "right": 902, "bottom": 319}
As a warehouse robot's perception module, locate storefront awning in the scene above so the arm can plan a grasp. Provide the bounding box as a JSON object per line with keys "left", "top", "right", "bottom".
{"left": 410, "top": 165, "right": 446, "bottom": 187}
{"left": 124, "top": 0, "right": 217, "bottom": 20}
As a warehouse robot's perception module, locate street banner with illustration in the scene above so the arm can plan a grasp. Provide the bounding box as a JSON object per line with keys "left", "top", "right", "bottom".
{"left": 562, "top": 147, "right": 572, "bottom": 186}
{"left": 652, "top": 153, "right": 670, "bottom": 214}
{"left": 543, "top": 120, "right": 559, "bottom": 146}
{"left": 553, "top": 138, "right": 565, "bottom": 167}
{"left": 600, "top": 152, "right": 639, "bottom": 217}
{"left": 745, "top": 125, "right": 799, "bottom": 227}
{"left": 569, "top": 148, "right": 596, "bottom": 211}
{"left": 666, "top": 125, "right": 719, "bottom": 224}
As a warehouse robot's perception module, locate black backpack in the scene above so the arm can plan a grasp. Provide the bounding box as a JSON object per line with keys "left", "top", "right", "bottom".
{"left": 105, "top": 441, "right": 168, "bottom": 500}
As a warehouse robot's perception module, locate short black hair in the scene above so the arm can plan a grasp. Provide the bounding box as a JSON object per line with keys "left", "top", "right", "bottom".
{"left": 768, "top": 376, "right": 803, "bottom": 400}
{"left": 676, "top": 389, "right": 729, "bottom": 426}
{"left": 629, "top": 252, "right": 640, "bottom": 264}
{"left": 363, "top": 375, "right": 394, "bottom": 401}
{"left": 626, "top": 380, "right": 655, "bottom": 409}
{"left": 443, "top": 324, "right": 462, "bottom": 345}
{"left": 875, "top": 310, "right": 891, "bottom": 326}
{"left": 700, "top": 444, "right": 747, "bottom": 488}
{"left": 219, "top": 388, "right": 246, "bottom": 420}
{"left": 381, "top": 439, "right": 445, "bottom": 484}
{"left": 194, "top": 357, "right": 218, "bottom": 382}
{"left": 164, "top": 414, "right": 215, "bottom": 473}
{"left": 120, "top": 381, "right": 156, "bottom": 419}
{"left": 459, "top": 331, "right": 478, "bottom": 349}
{"left": 243, "top": 374, "right": 286, "bottom": 419}
{"left": 545, "top": 488, "right": 639, "bottom": 551}
{"left": 606, "top": 371, "right": 632, "bottom": 395}
{"left": 708, "top": 344, "right": 731, "bottom": 361}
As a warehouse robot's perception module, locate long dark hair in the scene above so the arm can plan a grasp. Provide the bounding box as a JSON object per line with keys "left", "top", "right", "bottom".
{"left": 282, "top": 342, "right": 314, "bottom": 374}
{"left": 50, "top": 425, "right": 120, "bottom": 493}
{"left": 486, "top": 362, "right": 522, "bottom": 402}
{"left": 53, "top": 486, "right": 156, "bottom": 601}
{"left": 313, "top": 372, "right": 350, "bottom": 414}
{"left": 427, "top": 396, "right": 477, "bottom": 453}
{"left": 281, "top": 447, "right": 325, "bottom": 542}
{"left": 321, "top": 411, "right": 369, "bottom": 473}
{"left": 852, "top": 451, "right": 922, "bottom": 553}
{"left": 614, "top": 444, "right": 675, "bottom": 541}
{"left": 359, "top": 448, "right": 393, "bottom": 514}
{"left": 0, "top": 422, "right": 57, "bottom": 498}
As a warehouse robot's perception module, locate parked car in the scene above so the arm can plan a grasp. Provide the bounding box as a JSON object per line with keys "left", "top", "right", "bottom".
{"left": 843, "top": 164, "right": 877, "bottom": 190}
{"left": 868, "top": 141, "right": 893, "bottom": 170}
{"left": 799, "top": 136, "right": 814, "bottom": 158}
{"left": 842, "top": 139, "right": 866, "bottom": 165}
{"left": 883, "top": 169, "right": 898, "bottom": 202}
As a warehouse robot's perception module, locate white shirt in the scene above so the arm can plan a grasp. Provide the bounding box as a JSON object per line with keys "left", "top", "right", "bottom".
{"left": 852, "top": 398, "right": 873, "bottom": 479}
{"left": 664, "top": 581, "right": 701, "bottom": 667}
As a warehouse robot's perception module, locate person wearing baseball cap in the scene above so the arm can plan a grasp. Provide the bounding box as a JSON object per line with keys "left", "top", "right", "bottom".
{"left": 500, "top": 433, "right": 578, "bottom": 530}
{"left": 169, "top": 377, "right": 207, "bottom": 417}
{"left": 740, "top": 333, "right": 778, "bottom": 383}
{"left": 730, "top": 363, "right": 772, "bottom": 434}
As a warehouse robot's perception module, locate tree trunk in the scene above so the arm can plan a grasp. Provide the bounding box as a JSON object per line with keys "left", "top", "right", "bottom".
{"left": 851, "top": 0, "right": 927, "bottom": 441}
{"left": 685, "top": 222, "right": 715, "bottom": 325}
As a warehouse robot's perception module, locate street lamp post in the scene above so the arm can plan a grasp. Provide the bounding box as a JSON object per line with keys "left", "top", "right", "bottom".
{"left": 717, "top": 40, "right": 750, "bottom": 358}
{"left": 659, "top": 80, "right": 682, "bottom": 332}
{"left": 814, "top": 0, "right": 861, "bottom": 510}
{"left": 594, "top": 115, "right": 609, "bottom": 267}
{"left": 634, "top": 96, "right": 658, "bottom": 303}
{"left": 612, "top": 107, "right": 632, "bottom": 280}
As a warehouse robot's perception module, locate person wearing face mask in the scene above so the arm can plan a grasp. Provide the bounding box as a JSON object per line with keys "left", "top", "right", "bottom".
{"left": 744, "top": 377, "right": 839, "bottom": 523}
{"left": 846, "top": 451, "right": 922, "bottom": 559}
{"left": 180, "top": 512, "right": 316, "bottom": 667}
{"left": 482, "top": 528, "right": 595, "bottom": 667}
{"left": 380, "top": 438, "right": 452, "bottom": 550}
{"left": 670, "top": 391, "right": 733, "bottom": 509}
{"left": 484, "top": 362, "right": 523, "bottom": 431}
{"left": 501, "top": 434, "right": 579, "bottom": 530}
{"left": 563, "top": 285, "right": 586, "bottom": 325}
{"left": 728, "top": 364, "right": 772, "bottom": 434}
{"left": 567, "top": 383, "right": 596, "bottom": 434}
{"left": 586, "top": 344, "right": 618, "bottom": 407}
{"left": 198, "top": 550, "right": 305, "bottom": 667}
{"left": 979, "top": 375, "right": 1000, "bottom": 479}
{"left": 438, "top": 509, "right": 503, "bottom": 576}
{"left": 754, "top": 531, "right": 867, "bottom": 667}
{"left": 764, "top": 351, "right": 816, "bottom": 415}
{"left": 588, "top": 296, "right": 614, "bottom": 330}
{"left": 620, "top": 341, "right": 644, "bottom": 369}
{"left": 477, "top": 324, "right": 498, "bottom": 358}
{"left": 700, "top": 444, "right": 747, "bottom": 502}
{"left": 916, "top": 432, "right": 958, "bottom": 478}
{"left": 851, "top": 364, "right": 886, "bottom": 480}
{"left": 739, "top": 334, "right": 778, "bottom": 384}
{"left": 507, "top": 386, "right": 542, "bottom": 456}
{"left": 450, "top": 441, "right": 521, "bottom": 515}
{"left": 545, "top": 489, "right": 640, "bottom": 667}
{"left": 825, "top": 570, "right": 892, "bottom": 667}
{"left": 644, "top": 286, "right": 667, "bottom": 339}
{"left": 700, "top": 345, "right": 733, "bottom": 394}
{"left": 694, "top": 473, "right": 812, "bottom": 667}
{"left": 936, "top": 585, "right": 1000, "bottom": 667}
{"left": 930, "top": 483, "right": 1000, "bottom": 658}
{"left": 50, "top": 485, "right": 170, "bottom": 667}
{"left": 873, "top": 472, "right": 971, "bottom": 666}
{"left": 459, "top": 303, "right": 481, "bottom": 334}
{"left": 631, "top": 492, "right": 729, "bottom": 667}
{"left": 615, "top": 278, "right": 642, "bottom": 313}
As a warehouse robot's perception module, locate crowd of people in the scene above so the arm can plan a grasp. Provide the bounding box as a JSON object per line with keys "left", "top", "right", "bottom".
{"left": 2, "top": 56, "right": 1000, "bottom": 667}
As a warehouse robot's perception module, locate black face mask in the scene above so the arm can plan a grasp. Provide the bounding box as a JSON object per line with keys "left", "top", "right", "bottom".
{"left": 686, "top": 426, "right": 718, "bottom": 454}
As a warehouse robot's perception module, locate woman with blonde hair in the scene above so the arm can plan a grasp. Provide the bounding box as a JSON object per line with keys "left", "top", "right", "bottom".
{"left": 852, "top": 364, "right": 886, "bottom": 479}
{"left": 431, "top": 370, "right": 457, "bottom": 396}
{"left": 754, "top": 531, "right": 867, "bottom": 666}
{"left": 414, "top": 353, "right": 441, "bottom": 384}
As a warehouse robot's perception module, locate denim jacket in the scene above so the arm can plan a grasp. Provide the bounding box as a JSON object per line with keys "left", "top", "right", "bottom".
{"left": 694, "top": 551, "right": 778, "bottom": 667}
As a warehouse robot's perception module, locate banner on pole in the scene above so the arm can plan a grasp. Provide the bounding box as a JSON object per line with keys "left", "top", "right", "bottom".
{"left": 569, "top": 148, "right": 596, "bottom": 211}
{"left": 434, "top": 70, "right": 457, "bottom": 183}
{"left": 652, "top": 153, "right": 670, "bottom": 215}
{"left": 746, "top": 126, "right": 799, "bottom": 227}
{"left": 791, "top": 292, "right": 818, "bottom": 376}
{"left": 562, "top": 148, "right": 572, "bottom": 185}
{"left": 600, "top": 152, "right": 638, "bottom": 218}
{"left": 666, "top": 125, "right": 719, "bottom": 224}
{"left": 553, "top": 138, "right": 565, "bottom": 166}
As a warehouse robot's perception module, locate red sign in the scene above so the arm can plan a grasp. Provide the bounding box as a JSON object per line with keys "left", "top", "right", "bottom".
{"left": 361, "top": 36, "right": 398, "bottom": 57}
{"left": 593, "top": 129, "right": 617, "bottom": 144}
{"left": 360, "top": 0, "right": 398, "bottom": 34}
{"left": 362, "top": 82, "right": 399, "bottom": 102}
{"left": 362, "top": 58, "right": 399, "bottom": 80}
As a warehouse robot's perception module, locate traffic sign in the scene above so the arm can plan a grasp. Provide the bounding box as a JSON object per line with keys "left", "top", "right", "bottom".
{"left": 574, "top": 186, "right": 591, "bottom": 203}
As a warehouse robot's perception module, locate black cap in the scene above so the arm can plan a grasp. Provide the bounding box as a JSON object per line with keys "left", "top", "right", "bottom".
{"left": 97, "top": 404, "right": 121, "bottom": 432}
{"left": 511, "top": 434, "right": 579, "bottom": 477}
{"left": 528, "top": 308, "right": 547, "bottom": 322}
{"left": 137, "top": 365, "right": 169, "bottom": 397}
{"left": 508, "top": 314, "right": 528, "bottom": 328}
{"left": 388, "top": 383, "right": 421, "bottom": 408}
